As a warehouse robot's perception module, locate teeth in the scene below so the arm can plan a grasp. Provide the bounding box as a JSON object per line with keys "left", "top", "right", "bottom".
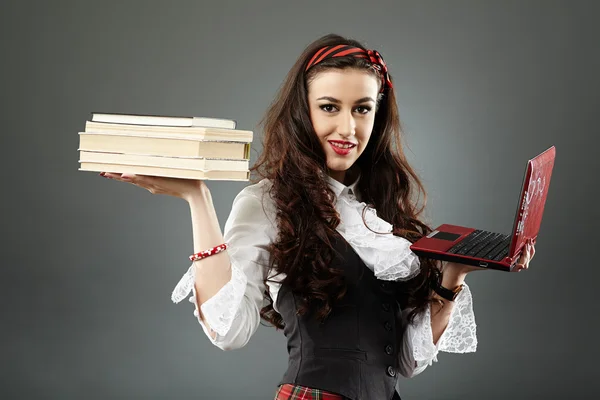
{"left": 330, "top": 142, "right": 354, "bottom": 149}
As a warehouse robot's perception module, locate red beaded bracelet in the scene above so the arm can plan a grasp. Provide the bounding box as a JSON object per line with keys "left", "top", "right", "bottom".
{"left": 189, "top": 243, "right": 229, "bottom": 262}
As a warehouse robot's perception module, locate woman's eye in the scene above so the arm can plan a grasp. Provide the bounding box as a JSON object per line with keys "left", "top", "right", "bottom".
{"left": 319, "top": 105, "right": 372, "bottom": 114}
{"left": 320, "top": 105, "right": 337, "bottom": 113}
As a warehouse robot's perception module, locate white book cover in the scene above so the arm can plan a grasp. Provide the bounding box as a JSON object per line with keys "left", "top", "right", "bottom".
{"left": 91, "top": 112, "right": 237, "bottom": 129}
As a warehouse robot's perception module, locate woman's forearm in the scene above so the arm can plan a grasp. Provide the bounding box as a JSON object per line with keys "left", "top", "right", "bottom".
{"left": 429, "top": 269, "right": 467, "bottom": 344}
{"left": 187, "top": 187, "right": 232, "bottom": 334}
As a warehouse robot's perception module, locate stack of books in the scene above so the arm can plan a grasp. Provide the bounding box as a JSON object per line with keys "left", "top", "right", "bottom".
{"left": 78, "top": 112, "right": 252, "bottom": 181}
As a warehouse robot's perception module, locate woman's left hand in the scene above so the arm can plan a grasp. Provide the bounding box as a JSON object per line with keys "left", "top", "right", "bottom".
{"left": 444, "top": 237, "right": 536, "bottom": 275}
{"left": 513, "top": 237, "right": 536, "bottom": 272}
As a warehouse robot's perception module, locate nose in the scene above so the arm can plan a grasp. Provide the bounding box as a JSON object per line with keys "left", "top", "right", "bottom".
{"left": 337, "top": 109, "right": 356, "bottom": 137}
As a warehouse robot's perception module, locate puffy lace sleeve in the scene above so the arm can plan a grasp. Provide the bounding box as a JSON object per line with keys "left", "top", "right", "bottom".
{"left": 189, "top": 261, "right": 247, "bottom": 337}
{"left": 398, "top": 283, "right": 477, "bottom": 378}
{"left": 335, "top": 195, "right": 420, "bottom": 281}
{"left": 171, "top": 180, "right": 277, "bottom": 350}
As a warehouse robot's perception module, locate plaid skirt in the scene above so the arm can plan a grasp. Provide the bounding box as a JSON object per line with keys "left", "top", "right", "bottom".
{"left": 274, "top": 384, "right": 345, "bottom": 399}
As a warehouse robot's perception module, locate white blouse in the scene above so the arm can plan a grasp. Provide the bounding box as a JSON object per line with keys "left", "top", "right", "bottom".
{"left": 171, "top": 173, "right": 477, "bottom": 378}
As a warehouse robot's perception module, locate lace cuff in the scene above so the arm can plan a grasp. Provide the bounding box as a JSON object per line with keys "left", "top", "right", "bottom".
{"left": 171, "top": 263, "right": 196, "bottom": 304}
{"left": 437, "top": 283, "right": 477, "bottom": 353}
{"left": 410, "top": 299, "right": 438, "bottom": 365}
{"left": 174, "top": 261, "right": 248, "bottom": 337}
{"left": 197, "top": 263, "right": 247, "bottom": 336}
{"left": 410, "top": 283, "right": 477, "bottom": 365}
{"left": 191, "top": 288, "right": 244, "bottom": 345}
{"left": 336, "top": 196, "right": 420, "bottom": 281}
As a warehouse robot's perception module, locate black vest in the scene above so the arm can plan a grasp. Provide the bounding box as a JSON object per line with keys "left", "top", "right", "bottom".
{"left": 276, "top": 232, "right": 403, "bottom": 400}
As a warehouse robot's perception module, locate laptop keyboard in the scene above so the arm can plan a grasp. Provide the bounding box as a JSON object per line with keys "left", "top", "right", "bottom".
{"left": 447, "top": 229, "right": 512, "bottom": 261}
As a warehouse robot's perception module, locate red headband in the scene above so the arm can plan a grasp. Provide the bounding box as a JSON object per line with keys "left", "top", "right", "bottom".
{"left": 305, "top": 45, "right": 393, "bottom": 92}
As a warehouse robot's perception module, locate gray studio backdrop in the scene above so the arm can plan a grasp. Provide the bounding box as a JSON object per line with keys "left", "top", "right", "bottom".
{"left": 2, "top": 1, "right": 598, "bottom": 399}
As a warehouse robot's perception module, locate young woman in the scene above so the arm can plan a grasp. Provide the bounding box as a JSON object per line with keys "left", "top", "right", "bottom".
{"left": 100, "top": 33, "right": 535, "bottom": 400}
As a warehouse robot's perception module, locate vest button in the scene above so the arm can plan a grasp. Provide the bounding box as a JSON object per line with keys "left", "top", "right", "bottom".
{"left": 384, "top": 321, "right": 392, "bottom": 331}
{"left": 385, "top": 344, "right": 394, "bottom": 355}
{"left": 380, "top": 282, "right": 389, "bottom": 290}
{"left": 387, "top": 366, "right": 396, "bottom": 377}
{"left": 382, "top": 302, "right": 390, "bottom": 312}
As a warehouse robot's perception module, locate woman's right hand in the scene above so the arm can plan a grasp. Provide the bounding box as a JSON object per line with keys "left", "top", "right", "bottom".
{"left": 99, "top": 172, "right": 208, "bottom": 202}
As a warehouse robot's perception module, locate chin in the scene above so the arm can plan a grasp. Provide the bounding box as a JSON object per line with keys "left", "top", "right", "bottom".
{"left": 327, "top": 161, "right": 354, "bottom": 171}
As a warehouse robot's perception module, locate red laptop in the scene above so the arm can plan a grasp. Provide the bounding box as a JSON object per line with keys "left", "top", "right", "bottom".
{"left": 410, "top": 146, "right": 556, "bottom": 272}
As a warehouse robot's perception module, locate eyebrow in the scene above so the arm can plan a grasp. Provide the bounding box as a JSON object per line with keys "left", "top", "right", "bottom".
{"left": 316, "top": 96, "right": 376, "bottom": 104}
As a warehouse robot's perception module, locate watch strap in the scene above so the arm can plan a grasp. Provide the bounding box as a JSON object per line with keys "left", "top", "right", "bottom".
{"left": 431, "top": 278, "right": 464, "bottom": 301}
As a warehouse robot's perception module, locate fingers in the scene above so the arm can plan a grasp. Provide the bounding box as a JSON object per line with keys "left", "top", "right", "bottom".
{"left": 100, "top": 172, "right": 134, "bottom": 182}
{"left": 100, "top": 172, "right": 145, "bottom": 183}
{"left": 101, "top": 171, "right": 168, "bottom": 196}
{"left": 100, "top": 172, "right": 148, "bottom": 189}
{"left": 515, "top": 239, "right": 536, "bottom": 272}
{"left": 100, "top": 172, "right": 128, "bottom": 179}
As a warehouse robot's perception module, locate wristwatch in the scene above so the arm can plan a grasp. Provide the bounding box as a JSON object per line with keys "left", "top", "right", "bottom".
{"left": 432, "top": 278, "right": 464, "bottom": 302}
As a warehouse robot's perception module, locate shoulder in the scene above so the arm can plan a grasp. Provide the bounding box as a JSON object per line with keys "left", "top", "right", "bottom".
{"left": 237, "top": 178, "right": 274, "bottom": 201}
{"left": 228, "top": 178, "right": 277, "bottom": 229}
{"left": 235, "top": 178, "right": 275, "bottom": 210}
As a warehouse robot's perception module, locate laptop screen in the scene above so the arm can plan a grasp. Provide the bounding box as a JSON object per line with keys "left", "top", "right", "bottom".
{"left": 508, "top": 146, "right": 556, "bottom": 258}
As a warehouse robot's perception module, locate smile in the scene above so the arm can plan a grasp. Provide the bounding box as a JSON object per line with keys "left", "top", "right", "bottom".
{"left": 329, "top": 141, "right": 356, "bottom": 155}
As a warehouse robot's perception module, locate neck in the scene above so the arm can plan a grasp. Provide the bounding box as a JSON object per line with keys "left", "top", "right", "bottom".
{"left": 328, "top": 165, "right": 359, "bottom": 186}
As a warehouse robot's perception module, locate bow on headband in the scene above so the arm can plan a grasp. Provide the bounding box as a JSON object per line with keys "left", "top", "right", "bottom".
{"left": 305, "top": 45, "right": 393, "bottom": 92}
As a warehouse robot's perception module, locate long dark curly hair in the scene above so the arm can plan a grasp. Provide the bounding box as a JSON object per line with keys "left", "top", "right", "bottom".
{"left": 248, "top": 33, "right": 442, "bottom": 329}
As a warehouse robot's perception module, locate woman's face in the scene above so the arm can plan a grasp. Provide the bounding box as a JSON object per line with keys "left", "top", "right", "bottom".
{"left": 307, "top": 69, "right": 379, "bottom": 184}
